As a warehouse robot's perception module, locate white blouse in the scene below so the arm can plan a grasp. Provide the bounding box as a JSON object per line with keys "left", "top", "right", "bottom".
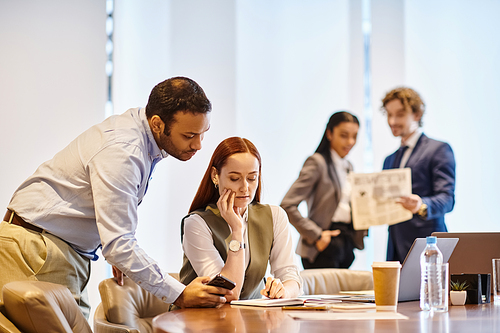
{"left": 331, "top": 149, "right": 352, "bottom": 223}
{"left": 182, "top": 204, "right": 302, "bottom": 288}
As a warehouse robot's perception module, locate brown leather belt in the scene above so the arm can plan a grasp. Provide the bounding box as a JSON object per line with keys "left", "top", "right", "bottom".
{"left": 4, "top": 210, "right": 43, "bottom": 233}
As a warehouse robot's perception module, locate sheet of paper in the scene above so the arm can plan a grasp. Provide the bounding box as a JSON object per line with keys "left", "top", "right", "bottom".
{"left": 299, "top": 294, "right": 350, "bottom": 300}
{"left": 303, "top": 299, "right": 342, "bottom": 305}
{"left": 339, "top": 290, "right": 374, "bottom": 296}
{"left": 349, "top": 168, "right": 413, "bottom": 230}
{"left": 327, "top": 303, "right": 376, "bottom": 310}
{"left": 303, "top": 302, "right": 376, "bottom": 310}
{"left": 230, "top": 298, "right": 304, "bottom": 307}
{"left": 287, "top": 311, "right": 409, "bottom": 320}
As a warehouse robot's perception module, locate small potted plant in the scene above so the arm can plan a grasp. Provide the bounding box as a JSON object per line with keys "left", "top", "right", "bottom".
{"left": 450, "top": 280, "right": 469, "bottom": 305}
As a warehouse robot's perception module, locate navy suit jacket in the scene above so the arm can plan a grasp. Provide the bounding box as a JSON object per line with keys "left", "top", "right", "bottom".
{"left": 383, "top": 134, "right": 456, "bottom": 263}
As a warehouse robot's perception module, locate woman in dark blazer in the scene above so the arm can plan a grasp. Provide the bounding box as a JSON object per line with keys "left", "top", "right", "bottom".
{"left": 281, "top": 111, "right": 366, "bottom": 269}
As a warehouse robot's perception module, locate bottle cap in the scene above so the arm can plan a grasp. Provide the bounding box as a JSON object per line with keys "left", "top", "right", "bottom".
{"left": 426, "top": 236, "right": 437, "bottom": 244}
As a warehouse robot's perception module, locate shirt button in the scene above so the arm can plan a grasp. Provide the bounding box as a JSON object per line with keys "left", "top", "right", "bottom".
{"left": 162, "top": 296, "right": 167, "bottom": 301}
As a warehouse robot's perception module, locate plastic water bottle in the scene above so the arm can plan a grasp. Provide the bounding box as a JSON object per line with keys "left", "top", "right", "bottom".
{"left": 420, "top": 236, "right": 443, "bottom": 310}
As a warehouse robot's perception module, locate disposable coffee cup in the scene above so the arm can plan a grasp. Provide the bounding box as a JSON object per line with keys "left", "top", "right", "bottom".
{"left": 493, "top": 259, "right": 500, "bottom": 301}
{"left": 372, "top": 261, "right": 402, "bottom": 311}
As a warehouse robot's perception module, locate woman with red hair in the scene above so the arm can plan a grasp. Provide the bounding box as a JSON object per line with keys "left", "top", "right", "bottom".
{"left": 180, "top": 137, "right": 301, "bottom": 301}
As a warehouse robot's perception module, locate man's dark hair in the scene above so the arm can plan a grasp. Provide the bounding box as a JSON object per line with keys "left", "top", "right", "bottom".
{"left": 145, "top": 77, "right": 212, "bottom": 134}
{"left": 381, "top": 87, "right": 425, "bottom": 127}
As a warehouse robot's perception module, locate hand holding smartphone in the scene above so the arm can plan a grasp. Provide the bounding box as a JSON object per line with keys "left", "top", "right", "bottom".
{"left": 207, "top": 274, "right": 236, "bottom": 291}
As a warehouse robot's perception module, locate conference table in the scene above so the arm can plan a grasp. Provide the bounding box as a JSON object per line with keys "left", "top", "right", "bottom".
{"left": 153, "top": 300, "right": 500, "bottom": 333}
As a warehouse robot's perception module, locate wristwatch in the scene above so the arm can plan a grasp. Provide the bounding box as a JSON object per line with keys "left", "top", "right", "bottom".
{"left": 229, "top": 240, "right": 245, "bottom": 252}
{"left": 417, "top": 203, "right": 428, "bottom": 219}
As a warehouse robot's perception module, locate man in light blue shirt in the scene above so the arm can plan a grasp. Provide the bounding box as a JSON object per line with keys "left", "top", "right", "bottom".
{"left": 0, "top": 77, "right": 231, "bottom": 317}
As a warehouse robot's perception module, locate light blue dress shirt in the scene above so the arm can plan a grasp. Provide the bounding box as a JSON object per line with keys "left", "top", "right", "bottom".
{"left": 8, "top": 107, "right": 185, "bottom": 303}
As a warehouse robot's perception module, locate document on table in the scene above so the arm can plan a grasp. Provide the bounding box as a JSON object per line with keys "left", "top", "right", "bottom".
{"left": 230, "top": 298, "right": 304, "bottom": 307}
{"left": 283, "top": 302, "right": 376, "bottom": 311}
{"left": 298, "top": 294, "right": 376, "bottom": 308}
{"left": 349, "top": 168, "right": 413, "bottom": 230}
{"left": 338, "top": 290, "right": 374, "bottom": 296}
{"left": 287, "top": 311, "right": 409, "bottom": 320}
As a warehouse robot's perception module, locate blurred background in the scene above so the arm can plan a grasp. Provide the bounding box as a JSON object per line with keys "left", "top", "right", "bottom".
{"left": 1, "top": 0, "right": 499, "bottom": 323}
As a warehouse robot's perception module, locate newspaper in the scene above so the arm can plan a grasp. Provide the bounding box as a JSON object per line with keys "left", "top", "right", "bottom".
{"left": 349, "top": 168, "right": 413, "bottom": 230}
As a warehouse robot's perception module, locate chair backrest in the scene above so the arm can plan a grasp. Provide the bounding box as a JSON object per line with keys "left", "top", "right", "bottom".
{"left": 300, "top": 268, "right": 373, "bottom": 295}
{"left": 98, "top": 277, "right": 171, "bottom": 333}
{"left": 2, "top": 281, "right": 92, "bottom": 333}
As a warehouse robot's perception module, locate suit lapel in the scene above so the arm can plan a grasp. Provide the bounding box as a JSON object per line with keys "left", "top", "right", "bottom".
{"left": 405, "top": 133, "right": 428, "bottom": 168}
{"left": 328, "top": 158, "right": 342, "bottom": 205}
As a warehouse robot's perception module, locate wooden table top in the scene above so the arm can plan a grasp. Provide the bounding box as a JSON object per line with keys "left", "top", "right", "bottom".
{"left": 153, "top": 301, "right": 500, "bottom": 333}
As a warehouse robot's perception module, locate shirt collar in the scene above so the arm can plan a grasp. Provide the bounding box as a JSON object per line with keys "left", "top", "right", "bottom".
{"left": 401, "top": 128, "right": 422, "bottom": 149}
{"left": 140, "top": 107, "right": 169, "bottom": 161}
{"left": 330, "top": 149, "right": 349, "bottom": 169}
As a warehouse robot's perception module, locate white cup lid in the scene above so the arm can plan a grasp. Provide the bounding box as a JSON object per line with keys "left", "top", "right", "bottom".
{"left": 371, "top": 261, "right": 401, "bottom": 268}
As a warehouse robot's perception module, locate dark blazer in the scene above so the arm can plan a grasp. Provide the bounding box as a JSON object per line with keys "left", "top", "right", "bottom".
{"left": 383, "top": 133, "right": 456, "bottom": 262}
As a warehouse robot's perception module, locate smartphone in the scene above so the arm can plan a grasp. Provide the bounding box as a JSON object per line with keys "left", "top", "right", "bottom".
{"left": 207, "top": 274, "right": 236, "bottom": 291}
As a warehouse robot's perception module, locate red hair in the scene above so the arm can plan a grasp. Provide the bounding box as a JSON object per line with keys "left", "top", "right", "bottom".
{"left": 189, "top": 137, "right": 262, "bottom": 213}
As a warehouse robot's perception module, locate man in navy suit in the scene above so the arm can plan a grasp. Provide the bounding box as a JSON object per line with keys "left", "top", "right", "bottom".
{"left": 381, "top": 87, "right": 456, "bottom": 263}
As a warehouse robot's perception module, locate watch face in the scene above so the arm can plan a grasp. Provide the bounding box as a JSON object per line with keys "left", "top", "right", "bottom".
{"left": 229, "top": 240, "right": 240, "bottom": 251}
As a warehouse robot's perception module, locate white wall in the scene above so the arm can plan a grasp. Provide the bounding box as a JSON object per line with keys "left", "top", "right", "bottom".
{"left": 403, "top": 0, "right": 500, "bottom": 232}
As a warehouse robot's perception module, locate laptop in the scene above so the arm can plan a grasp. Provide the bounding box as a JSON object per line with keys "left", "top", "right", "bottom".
{"left": 432, "top": 232, "right": 500, "bottom": 294}
{"left": 398, "top": 237, "right": 459, "bottom": 302}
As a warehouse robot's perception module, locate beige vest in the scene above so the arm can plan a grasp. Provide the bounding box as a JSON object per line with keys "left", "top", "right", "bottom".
{"left": 180, "top": 203, "right": 273, "bottom": 299}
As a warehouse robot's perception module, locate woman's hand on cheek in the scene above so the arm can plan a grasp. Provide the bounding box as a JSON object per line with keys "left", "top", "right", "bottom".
{"left": 217, "top": 189, "right": 244, "bottom": 232}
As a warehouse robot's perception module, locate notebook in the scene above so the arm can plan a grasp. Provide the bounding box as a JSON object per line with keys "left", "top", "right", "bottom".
{"left": 432, "top": 232, "right": 500, "bottom": 293}
{"left": 398, "top": 237, "right": 459, "bottom": 302}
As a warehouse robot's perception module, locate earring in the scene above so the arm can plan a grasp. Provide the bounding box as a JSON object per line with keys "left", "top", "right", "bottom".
{"left": 213, "top": 180, "right": 218, "bottom": 189}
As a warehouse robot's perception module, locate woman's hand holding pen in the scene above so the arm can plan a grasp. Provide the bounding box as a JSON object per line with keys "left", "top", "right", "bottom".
{"left": 260, "top": 277, "right": 286, "bottom": 299}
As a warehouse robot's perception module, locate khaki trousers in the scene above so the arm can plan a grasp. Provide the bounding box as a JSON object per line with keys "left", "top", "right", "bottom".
{"left": 0, "top": 221, "right": 91, "bottom": 318}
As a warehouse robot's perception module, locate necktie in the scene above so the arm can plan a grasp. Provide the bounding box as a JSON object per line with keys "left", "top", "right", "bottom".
{"left": 392, "top": 145, "right": 408, "bottom": 168}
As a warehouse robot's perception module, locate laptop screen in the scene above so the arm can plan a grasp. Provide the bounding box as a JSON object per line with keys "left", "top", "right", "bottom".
{"left": 432, "top": 232, "right": 500, "bottom": 294}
